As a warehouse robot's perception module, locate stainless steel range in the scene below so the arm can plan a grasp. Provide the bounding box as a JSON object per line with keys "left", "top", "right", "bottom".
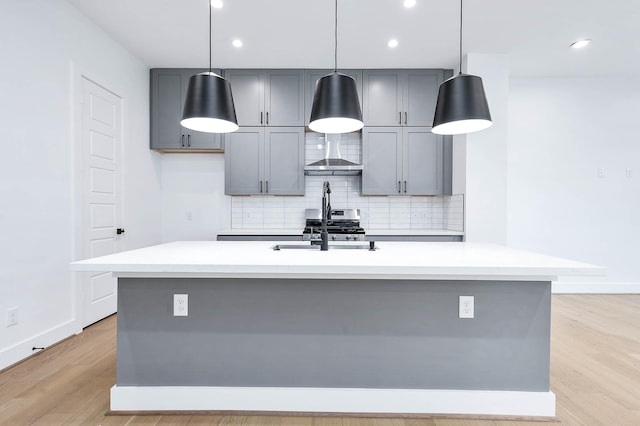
{"left": 302, "top": 208, "right": 365, "bottom": 242}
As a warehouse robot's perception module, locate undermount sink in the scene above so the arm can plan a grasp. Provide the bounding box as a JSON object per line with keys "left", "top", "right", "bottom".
{"left": 272, "top": 242, "right": 377, "bottom": 251}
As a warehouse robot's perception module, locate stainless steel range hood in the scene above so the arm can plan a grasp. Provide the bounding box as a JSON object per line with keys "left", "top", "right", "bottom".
{"left": 304, "top": 133, "right": 362, "bottom": 176}
{"left": 304, "top": 158, "right": 363, "bottom": 176}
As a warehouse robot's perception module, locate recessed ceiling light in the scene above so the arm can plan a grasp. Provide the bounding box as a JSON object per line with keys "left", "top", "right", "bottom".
{"left": 388, "top": 39, "right": 399, "bottom": 48}
{"left": 570, "top": 39, "right": 591, "bottom": 49}
{"left": 404, "top": 0, "right": 417, "bottom": 8}
{"left": 232, "top": 39, "right": 243, "bottom": 48}
{"left": 210, "top": 0, "right": 223, "bottom": 9}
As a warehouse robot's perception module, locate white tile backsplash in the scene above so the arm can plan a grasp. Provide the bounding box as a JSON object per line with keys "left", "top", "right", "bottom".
{"left": 445, "top": 194, "right": 465, "bottom": 232}
{"left": 231, "top": 133, "right": 464, "bottom": 232}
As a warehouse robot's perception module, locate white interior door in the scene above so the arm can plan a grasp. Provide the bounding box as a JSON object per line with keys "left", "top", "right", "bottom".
{"left": 81, "top": 77, "right": 123, "bottom": 327}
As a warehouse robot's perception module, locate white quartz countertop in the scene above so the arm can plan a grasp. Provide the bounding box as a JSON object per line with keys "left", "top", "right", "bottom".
{"left": 70, "top": 241, "right": 604, "bottom": 281}
{"left": 365, "top": 229, "right": 464, "bottom": 236}
{"left": 217, "top": 229, "right": 302, "bottom": 235}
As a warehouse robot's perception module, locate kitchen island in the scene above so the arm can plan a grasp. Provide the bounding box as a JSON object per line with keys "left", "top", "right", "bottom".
{"left": 70, "top": 241, "right": 603, "bottom": 417}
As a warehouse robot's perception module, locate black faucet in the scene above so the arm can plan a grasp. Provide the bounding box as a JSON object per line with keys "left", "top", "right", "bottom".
{"left": 321, "top": 181, "right": 331, "bottom": 251}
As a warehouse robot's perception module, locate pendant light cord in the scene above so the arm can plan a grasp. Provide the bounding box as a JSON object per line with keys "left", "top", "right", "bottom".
{"left": 334, "top": 0, "right": 338, "bottom": 72}
{"left": 209, "top": 0, "right": 212, "bottom": 73}
{"left": 458, "top": 0, "right": 463, "bottom": 75}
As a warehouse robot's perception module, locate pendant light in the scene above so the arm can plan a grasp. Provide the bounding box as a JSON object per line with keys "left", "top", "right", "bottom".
{"left": 309, "top": 0, "right": 363, "bottom": 134}
{"left": 432, "top": 0, "right": 492, "bottom": 135}
{"left": 181, "top": 0, "right": 238, "bottom": 133}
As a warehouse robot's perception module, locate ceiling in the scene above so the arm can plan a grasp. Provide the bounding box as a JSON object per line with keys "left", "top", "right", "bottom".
{"left": 66, "top": 0, "right": 640, "bottom": 77}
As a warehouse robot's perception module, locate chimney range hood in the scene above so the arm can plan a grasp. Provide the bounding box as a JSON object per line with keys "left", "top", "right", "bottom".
{"left": 304, "top": 133, "right": 363, "bottom": 176}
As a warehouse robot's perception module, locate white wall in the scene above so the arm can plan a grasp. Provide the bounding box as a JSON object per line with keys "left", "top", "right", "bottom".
{"left": 508, "top": 78, "right": 640, "bottom": 286}
{"left": 161, "top": 154, "right": 230, "bottom": 242}
{"left": 464, "top": 54, "right": 510, "bottom": 244}
{"left": 0, "top": 0, "right": 162, "bottom": 369}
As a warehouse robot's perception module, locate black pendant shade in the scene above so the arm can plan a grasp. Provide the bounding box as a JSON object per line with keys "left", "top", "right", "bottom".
{"left": 181, "top": 72, "right": 238, "bottom": 133}
{"left": 432, "top": 0, "right": 492, "bottom": 136}
{"left": 309, "top": 72, "right": 363, "bottom": 134}
{"left": 432, "top": 73, "right": 492, "bottom": 135}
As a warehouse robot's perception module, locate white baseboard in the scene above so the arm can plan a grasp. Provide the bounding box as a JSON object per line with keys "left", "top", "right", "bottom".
{"left": 110, "top": 385, "right": 556, "bottom": 417}
{"left": 0, "top": 319, "right": 82, "bottom": 371}
{"left": 552, "top": 281, "right": 640, "bottom": 294}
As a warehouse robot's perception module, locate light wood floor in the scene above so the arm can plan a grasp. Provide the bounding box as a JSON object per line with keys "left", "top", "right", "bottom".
{"left": 1, "top": 295, "right": 639, "bottom": 426}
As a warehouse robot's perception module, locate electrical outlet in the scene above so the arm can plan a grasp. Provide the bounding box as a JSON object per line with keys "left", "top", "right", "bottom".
{"left": 459, "top": 296, "right": 474, "bottom": 319}
{"left": 186, "top": 211, "right": 192, "bottom": 221}
{"left": 598, "top": 168, "right": 605, "bottom": 178}
{"left": 411, "top": 210, "right": 429, "bottom": 220}
{"left": 626, "top": 168, "right": 633, "bottom": 178}
{"left": 7, "top": 307, "right": 19, "bottom": 327}
{"left": 173, "top": 294, "right": 188, "bottom": 317}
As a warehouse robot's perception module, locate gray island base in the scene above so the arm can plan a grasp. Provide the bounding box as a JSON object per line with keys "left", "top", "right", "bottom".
{"left": 70, "top": 241, "right": 604, "bottom": 417}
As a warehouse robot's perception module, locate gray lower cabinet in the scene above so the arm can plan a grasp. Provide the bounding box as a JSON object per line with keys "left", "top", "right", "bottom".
{"left": 225, "top": 70, "right": 305, "bottom": 127}
{"left": 362, "top": 69, "right": 443, "bottom": 127}
{"left": 225, "top": 127, "right": 304, "bottom": 195}
{"left": 150, "top": 69, "right": 224, "bottom": 152}
{"left": 362, "top": 127, "right": 448, "bottom": 195}
{"left": 305, "top": 69, "right": 363, "bottom": 126}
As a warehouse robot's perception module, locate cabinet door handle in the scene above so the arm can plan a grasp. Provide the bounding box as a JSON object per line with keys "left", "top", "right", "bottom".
{"left": 260, "top": 112, "right": 263, "bottom": 125}
{"left": 265, "top": 181, "right": 269, "bottom": 193}
{"left": 399, "top": 112, "right": 402, "bottom": 125}
{"left": 187, "top": 134, "right": 191, "bottom": 147}
{"left": 266, "top": 112, "right": 269, "bottom": 125}
{"left": 181, "top": 134, "right": 185, "bottom": 147}
{"left": 404, "top": 180, "right": 407, "bottom": 193}
{"left": 398, "top": 181, "right": 401, "bottom": 193}
{"left": 260, "top": 181, "right": 263, "bottom": 193}
{"left": 404, "top": 112, "right": 407, "bottom": 125}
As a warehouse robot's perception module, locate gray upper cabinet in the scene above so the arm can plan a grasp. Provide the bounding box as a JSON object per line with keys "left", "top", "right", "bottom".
{"left": 264, "top": 128, "right": 305, "bottom": 194}
{"left": 304, "top": 69, "right": 363, "bottom": 126}
{"left": 362, "top": 71, "right": 402, "bottom": 126}
{"left": 362, "top": 70, "right": 443, "bottom": 126}
{"left": 362, "top": 127, "right": 448, "bottom": 195}
{"left": 404, "top": 70, "right": 441, "bottom": 126}
{"left": 361, "top": 128, "right": 402, "bottom": 195}
{"left": 225, "top": 70, "right": 263, "bottom": 127}
{"left": 265, "top": 71, "right": 305, "bottom": 126}
{"left": 402, "top": 128, "right": 443, "bottom": 195}
{"left": 224, "top": 128, "right": 263, "bottom": 195}
{"left": 150, "top": 69, "right": 224, "bottom": 152}
{"left": 225, "top": 70, "right": 305, "bottom": 127}
{"left": 225, "top": 127, "right": 304, "bottom": 195}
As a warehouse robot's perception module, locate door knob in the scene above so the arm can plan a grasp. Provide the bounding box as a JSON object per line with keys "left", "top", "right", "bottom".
{"left": 116, "top": 228, "right": 125, "bottom": 235}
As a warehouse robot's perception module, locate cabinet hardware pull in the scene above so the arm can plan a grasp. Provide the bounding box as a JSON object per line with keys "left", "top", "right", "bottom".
{"left": 398, "top": 181, "right": 401, "bottom": 193}
{"left": 266, "top": 112, "right": 269, "bottom": 125}
{"left": 260, "top": 112, "right": 263, "bottom": 124}
{"left": 181, "top": 134, "right": 185, "bottom": 147}
{"left": 399, "top": 112, "right": 402, "bottom": 125}
{"left": 260, "top": 181, "right": 263, "bottom": 193}
{"left": 116, "top": 228, "right": 125, "bottom": 235}
{"left": 404, "top": 112, "right": 407, "bottom": 125}
{"left": 404, "top": 180, "right": 407, "bottom": 193}
{"left": 187, "top": 134, "right": 191, "bottom": 147}
{"left": 266, "top": 181, "right": 269, "bottom": 193}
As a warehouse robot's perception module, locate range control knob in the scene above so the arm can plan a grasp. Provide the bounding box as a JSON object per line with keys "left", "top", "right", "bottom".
{"left": 331, "top": 235, "right": 336, "bottom": 240}
{"left": 345, "top": 236, "right": 351, "bottom": 241}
